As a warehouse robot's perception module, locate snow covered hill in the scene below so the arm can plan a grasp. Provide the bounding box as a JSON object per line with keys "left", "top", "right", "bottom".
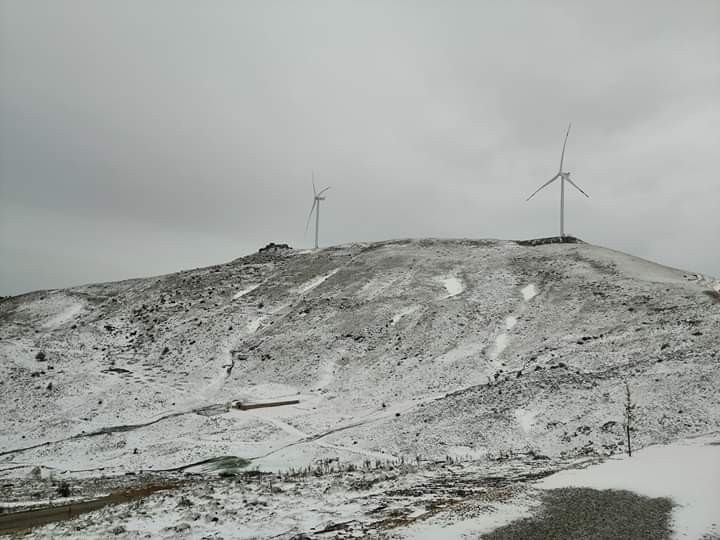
{"left": 1, "top": 238, "right": 718, "bottom": 479}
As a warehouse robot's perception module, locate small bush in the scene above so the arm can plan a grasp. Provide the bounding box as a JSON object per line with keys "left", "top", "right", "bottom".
{"left": 57, "top": 482, "right": 71, "bottom": 497}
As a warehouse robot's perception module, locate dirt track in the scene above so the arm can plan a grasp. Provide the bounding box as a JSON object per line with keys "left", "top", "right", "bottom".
{"left": 0, "top": 483, "right": 179, "bottom": 535}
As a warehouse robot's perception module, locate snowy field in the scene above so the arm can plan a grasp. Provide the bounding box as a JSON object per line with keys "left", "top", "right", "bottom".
{"left": 0, "top": 238, "right": 718, "bottom": 537}
{"left": 540, "top": 435, "right": 720, "bottom": 539}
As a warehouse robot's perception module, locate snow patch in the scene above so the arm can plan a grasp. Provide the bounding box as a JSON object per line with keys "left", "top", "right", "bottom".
{"left": 505, "top": 316, "right": 518, "bottom": 330}
{"left": 436, "top": 341, "right": 485, "bottom": 364}
{"left": 233, "top": 284, "right": 259, "bottom": 299}
{"left": 41, "top": 301, "right": 84, "bottom": 329}
{"left": 358, "top": 272, "right": 412, "bottom": 300}
{"left": 391, "top": 305, "right": 420, "bottom": 326}
{"left": 514, "top": 408, "right": 537, "bottom": 433}
{"left": 245, "top": 317, "right": 264, "bottom": 334}
{"left": 489, "top": 333, "right": 508, "bottom": 361}
{"left": 402, "top": 499, "right": 537, "bottom": 539}
{"left": 250, "top": 413, "right": 307, "bottom": 439}
{"left": 588, "top": 246, "right": 691, "bottom": 285}
{"left": 317, "top": 357, "right": 336, "bottom": 389}
{"left": 539, "top": 437, "right": 720, "bottom": 539}
{"left": 0, "top": 495, "right": 96, "bottom": 510}
{"left": 521, "top": 284, "right": 538, "bottom": 301}
{"left": 298, "top": 268, "right": 339, "bottom": 294}
{"left": 446, "top": 445, "right": 487, "bottom": 460}
{"left": 437, "top": 276, "right": 464, "bottom": 298}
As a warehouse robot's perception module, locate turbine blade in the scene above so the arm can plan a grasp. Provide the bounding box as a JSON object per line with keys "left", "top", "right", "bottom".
{"left": 317, "top": 186, "right": 331, "bottom": 197}
{"left": 305, "top": 199, "right": 317, "bottom": 232}
{"left": 312, "top": 171, "right": 317, "bottom": 197}
{"left": 566, "top": 177, "right": 589, "bottom": 198}
{"left": 526, "top": 174, "right": 560, "bottom": 201}
{"left": 559, "top": 123, "right": 571, "bottom": 172}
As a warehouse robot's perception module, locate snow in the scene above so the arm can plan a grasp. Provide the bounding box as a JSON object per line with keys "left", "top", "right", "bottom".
{"left": 245, "top": 316, "right": 264, "bottom": 334}
{"left": 446, "top": 445, "right": 487, "bottom": 460}
{"left": 316, "top": 356, "right": 336, "bottom": 389}
{"left": 521, "top": 284, "right": 538, "bottom": 301}
{"left": 401, "top": 499, "right": 537, "bottom": 539}
{"left": 0, "top": 495, "right": 92, "bottom": 509}
{"left": 233, "top": 284, "right": 259, "bottom": 299}
{"left": 539, "top": 437, "right": 720, "bottom": 539}
{"left": 391, "top": 305, "right": 420, "bottom": 326}
{"left": 514, "top": 408, "right": 537, "bottom": 433}
{"left": 29, "top": 295, "right": 86, "bottom": 329}
{"left": 435, "top": 340, "right": 485, "bottom": 364}
{"left": 589, "top": 246, "right": 694, "bottom": 285}
{"left": 488, "top": 283, "right": 538, "bottom": 363}
{"left": 489, "top": 333, "right": 509, "bottom": 361}
{"left": 298, "top": 268, "right": 339, "bottom": 294}
{"left": 437, "top": 276, "right": 464, "bottom": 298}
{"left": 17, "top": 458, "right": 554, "bottom": 540}
{"left": 358, "top": 271, "right": 414, "bottom": 300}
{"left": 1, "top": 237, "right": 718, "bottom": 539}
{"left": 247, "top": 411, "right": 307, "bottom": 439}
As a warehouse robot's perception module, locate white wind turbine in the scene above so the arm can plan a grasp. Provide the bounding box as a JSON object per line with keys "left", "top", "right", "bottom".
{"left": 305, "top": 173, "right": 331, "bottom": 249}
{"left": 526, "top": 123, "right": 589, "bottom": 237}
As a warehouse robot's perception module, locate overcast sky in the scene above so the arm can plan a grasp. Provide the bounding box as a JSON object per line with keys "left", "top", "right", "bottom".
{"left": 1, "top": 1, "right": 718, "bottom": 295}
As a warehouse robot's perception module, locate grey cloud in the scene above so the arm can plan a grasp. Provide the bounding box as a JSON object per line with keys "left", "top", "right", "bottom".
{"left": 1, "top": 0, "right": 718, "bottom": 295}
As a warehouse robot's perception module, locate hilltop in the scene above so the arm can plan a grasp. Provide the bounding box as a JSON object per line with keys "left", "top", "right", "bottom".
{"left": 1, "top": 237, "right": 718, "bottom": 476}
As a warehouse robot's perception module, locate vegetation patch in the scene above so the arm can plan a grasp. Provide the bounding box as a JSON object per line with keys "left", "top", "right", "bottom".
{"left": 201, "top": 456, "right": 251, "bottom": 475}
{"left": 480, "top": 487, "right": 673, "bottom": 540}
{"left": 516, "top": 236, "right": 584, "bottom": 246}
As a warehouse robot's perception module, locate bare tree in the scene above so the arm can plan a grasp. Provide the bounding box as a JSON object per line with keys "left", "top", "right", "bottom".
{"left": 623, "top": 381, "right": 636, "bottom": 457}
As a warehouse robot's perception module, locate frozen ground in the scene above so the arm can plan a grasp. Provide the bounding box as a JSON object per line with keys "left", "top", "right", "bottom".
{"left": 7, "top": 438, "right": 718, "bottom": 539}
{"left": 0, "top": 456, "right": 565, "bottom": 538}
{"left": 0, "top": 237, "right": 718, "bottom": 537}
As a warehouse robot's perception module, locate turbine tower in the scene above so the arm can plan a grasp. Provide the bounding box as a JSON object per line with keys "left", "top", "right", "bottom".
{"left": 305, "top": 172, "right": 331, "bottom": 249}
{"left": 526, "top": 123, "right": 589, "bottom": 237}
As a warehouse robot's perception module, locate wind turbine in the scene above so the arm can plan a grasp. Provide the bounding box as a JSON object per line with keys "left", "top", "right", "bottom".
{"left": 305, "top": 172, "right": 331, "bottom": 249}
{"left": 526, "top": 123, "right": 589, "bottom": 237}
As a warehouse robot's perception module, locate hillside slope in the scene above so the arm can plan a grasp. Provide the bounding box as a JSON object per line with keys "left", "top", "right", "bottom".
{"left": 1, "top": 238, "right": 718, "bottom": 477}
